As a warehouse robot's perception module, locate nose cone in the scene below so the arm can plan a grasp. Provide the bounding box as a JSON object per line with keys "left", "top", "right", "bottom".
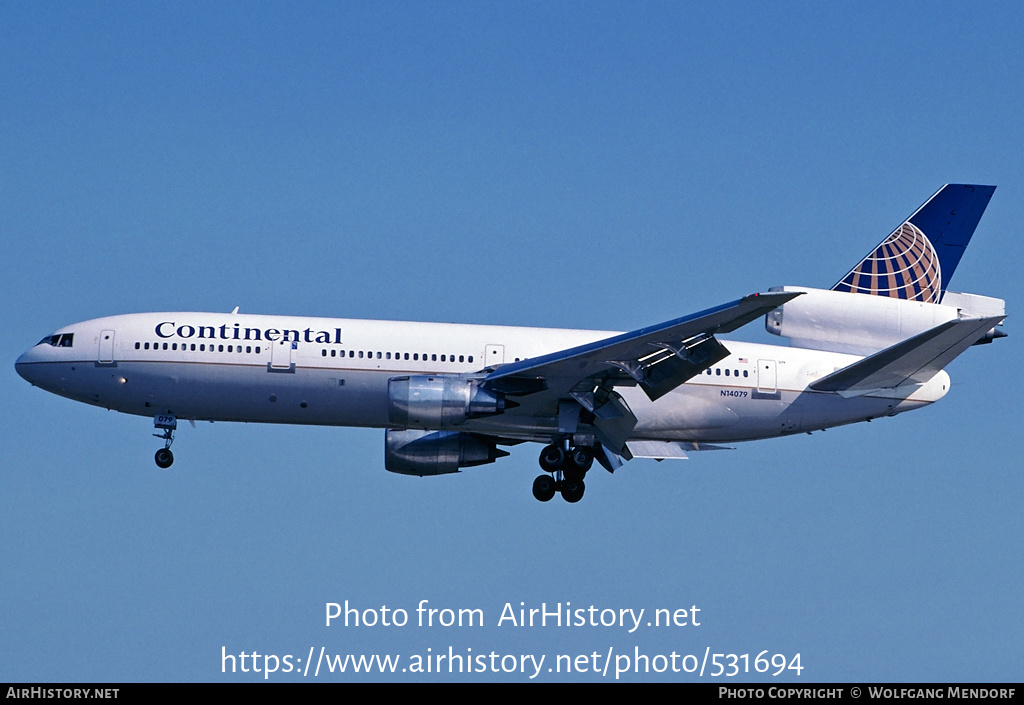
{"left": 15, "top": 349, "right": 37, "bottom": 385}
{"left": 15, "top": 342, "right": 54, "bottom": 387}
{"left": 16, "top": 342, "right": 85, "bottom": 402}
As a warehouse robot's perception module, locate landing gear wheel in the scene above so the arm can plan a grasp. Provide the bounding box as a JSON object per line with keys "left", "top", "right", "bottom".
{"left": 532, "top": 474, "right": 556, "bottom": 502}
{"left": 539, "top": 444, "right": 565, "bottom": 472}
{"left": 569, "top": 447, "right": 594, "bottom": 472}
{"left": 154, "top": 448, "right": 174, "bottom": 469}
{"left": 561, "top": 478, "right": 585, "bottom": 503}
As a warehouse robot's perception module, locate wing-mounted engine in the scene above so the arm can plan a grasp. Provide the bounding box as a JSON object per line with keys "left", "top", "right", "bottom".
{"left": 765, "top": 286, "right": 1005, "bottom": 356}
{"left": 385, "top": 429, "right": 509, "bottom": 476}
{"left": 388, "top": 375, "right": 508, "bottom": 429}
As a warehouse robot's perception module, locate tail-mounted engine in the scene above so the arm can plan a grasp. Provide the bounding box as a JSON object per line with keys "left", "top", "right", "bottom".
{"left": 388, "top": 375, "right": 506, "bottom": 428}
{"left": 765, "top": 286, "right": 1005, "bottom": 356}
{"left": 385, "top": 429, "right": 509, "bottom": 476}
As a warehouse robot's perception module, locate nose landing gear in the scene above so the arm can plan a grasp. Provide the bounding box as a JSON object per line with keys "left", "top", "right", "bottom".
{"left": 153, "top": 414, "right": 177, "bottom": 468}
{"left": 533, "top": 442, "right": 594, "bottom": 503}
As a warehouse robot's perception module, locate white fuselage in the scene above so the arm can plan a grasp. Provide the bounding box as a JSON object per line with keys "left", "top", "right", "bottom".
{"left": 15, "top": 311, "right": 949, "bottom": 445}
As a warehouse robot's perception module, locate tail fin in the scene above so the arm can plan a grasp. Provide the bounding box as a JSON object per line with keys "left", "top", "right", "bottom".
{"left": 831, "top": 184, "right": 995, "bottom": 303}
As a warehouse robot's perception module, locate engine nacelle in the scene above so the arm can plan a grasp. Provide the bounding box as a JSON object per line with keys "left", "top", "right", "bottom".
{"left": 765, "top": 286, "right": 975, "bottom": 355}
{"left": 385, "top": 429, "right": 509, "bottom": 476}
{"left": 388, "top": 375, "right": 505, "bottom": 428}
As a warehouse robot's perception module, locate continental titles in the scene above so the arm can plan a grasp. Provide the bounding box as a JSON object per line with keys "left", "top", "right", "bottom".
{"left": 155, "top": 321, "right": 343, "bottom": 345}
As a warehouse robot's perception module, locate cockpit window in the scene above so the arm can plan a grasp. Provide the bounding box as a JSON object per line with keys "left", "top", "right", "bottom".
{"left": 37, "top": 333, "right": 74, "bottom": 347}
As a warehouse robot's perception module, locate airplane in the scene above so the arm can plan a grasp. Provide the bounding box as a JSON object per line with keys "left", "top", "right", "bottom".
{"left": 16, "top": 184, "right": 1006, "bottom": 504}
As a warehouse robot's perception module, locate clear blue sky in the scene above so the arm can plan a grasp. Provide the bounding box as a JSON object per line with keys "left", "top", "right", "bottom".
{"left": 2, "top": 1, "right": 1021, "bottom": 682}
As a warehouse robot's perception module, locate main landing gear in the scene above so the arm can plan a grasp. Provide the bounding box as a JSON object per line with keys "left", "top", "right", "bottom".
{"left": 532, "top": 443, "right": 594, "bottom": 504}
{"left": 153, "top": 414, "right": 177, "bottom": 468}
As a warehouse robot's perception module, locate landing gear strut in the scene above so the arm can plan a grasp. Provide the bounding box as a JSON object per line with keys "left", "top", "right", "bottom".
{"left": 533, "top": 442, "right": 594, "bottom": 503}
{"left": 153, "top": 414, "right": 177, "bottom": 468}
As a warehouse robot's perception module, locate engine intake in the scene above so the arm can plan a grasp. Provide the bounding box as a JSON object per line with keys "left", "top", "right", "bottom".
{"left": 388, "top": 375, "right": 505, "bottom": 428}
{"left": 385, "top": 429, "right": 509, "bottom": 476}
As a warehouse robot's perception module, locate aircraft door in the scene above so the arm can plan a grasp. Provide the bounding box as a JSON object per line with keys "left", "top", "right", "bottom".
{"left": 757, "top": 359, "right": 777, "bottom": 393}
{"left": 98, "top": 330, "right": 115, "bottom": 364}
{"left": 270, "top": 339, "right": 296, "bottom": 371}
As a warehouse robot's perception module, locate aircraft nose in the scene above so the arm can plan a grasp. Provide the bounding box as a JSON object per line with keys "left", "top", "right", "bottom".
{"left": 15, "top": 348, "right": 42, "bottom": 385}
{"left": 15, "top": 352, "right": 32, "bottom": 383}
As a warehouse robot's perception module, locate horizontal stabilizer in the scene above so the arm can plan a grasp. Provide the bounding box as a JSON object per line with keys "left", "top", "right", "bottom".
{"left": 809, "top": 316, "right": 1003, "bottom": 393}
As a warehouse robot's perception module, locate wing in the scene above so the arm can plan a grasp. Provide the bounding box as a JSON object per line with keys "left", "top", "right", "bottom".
{"left": 484, "top": 291, "right": 799, "bottom": 400}
{"left": 480, "top": 291, "right": 800, "bottom": 454}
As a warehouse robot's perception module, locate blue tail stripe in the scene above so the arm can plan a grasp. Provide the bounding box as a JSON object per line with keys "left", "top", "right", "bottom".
{"left": 908, "top": 184, "right": 996, "bottom": 293}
